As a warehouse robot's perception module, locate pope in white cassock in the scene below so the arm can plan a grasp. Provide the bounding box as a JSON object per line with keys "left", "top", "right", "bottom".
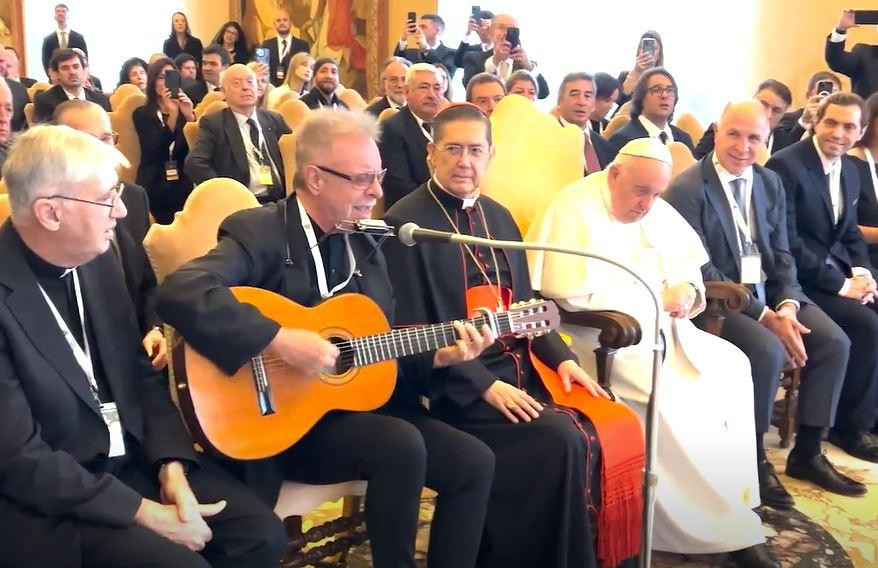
{"left": 528, "top": 139, "right": 777, "bottom": 567}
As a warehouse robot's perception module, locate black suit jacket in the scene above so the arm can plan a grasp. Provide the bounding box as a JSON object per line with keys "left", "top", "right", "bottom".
{"left": 184, "top": 107, "right": 290, "bottom": 189}
{"left": 33, "top": 85, "right": 111, "bottom": 124}
{"left": 851, "top": 155, "right": 878, "bottom": 267}
{"left": 778, "top": 108, "right": 806, "bottom": 142}
{"left": 665, "top": 154, "right": 809, "bottom": 320}
{"left": 0, "top": 222, "right": 196, "bottom": 528}
{"left": 162, "top": 36, "right": 204, "bottom": 64}
{"left": 825, "top": 35, "right": 878, "bottom": 99}
{"left": 156, "top": 197, "right": 432, "bottom": 505}
{"left": 365, "top": 95, "right": 393, "bottom": 118}
{"left": 18, "top": 77, "right": 37, "bottom": 89}
{"left": 607, "top": 117, "right": 695, "bottom": 159}
{"left": 458, "top": 48, "right": 550, "bottom": 99}
{"left": 118, "top": 182, "right": 160, "bottom": 334}
{"left": 378, "top": 107, "right": 431, "bottom": 209}
{"left": 693, "top": 122, "right": 793, "bottom": 160}
{"left": 260, "top": 36, "right": 310, "bottom": 87}
{"left": 395, "top": 42, "right": 458, "bottom": 78}
{"left": 41, "top": 29, "right": 87, "bottom": 74}
{"left": 766, "top": 139, "right": 874, "bottom": 293}
{"left": 183, "top": 80, "right": 218, "bottom": 107}
{"left": 8, "top": 78, "right": 29, "bottom": 132}
{"left": 298, "top": 89, "right": 348, "bottom": 110}
{"left": 456, "top": 41, "right": 486, "bottom": 89}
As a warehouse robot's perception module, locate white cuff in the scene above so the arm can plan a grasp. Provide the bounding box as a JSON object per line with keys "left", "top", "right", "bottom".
{"left": 777, "top": 299, "right": 800, "bottom": 312}
{"left": 852, "top": 266, "right": 873, "bottom": 279}
{"left": 830, "top": 30, "right": 847, "bottom": 42}
{"left": 757, "top": 306, "right": 770, "bottom": 322}
{"left": 839, "top": 277, "right": 852, "bottom": 296}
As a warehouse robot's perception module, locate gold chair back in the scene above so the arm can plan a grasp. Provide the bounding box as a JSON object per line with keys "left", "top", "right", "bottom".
{"left": 674, "top": 112, "right": 705, "bottom": 147}
{"left": 668, "top": 141, "right": 696, "bottom": 180}
{"left": 278, "top": 133, "right": 297, "bottom": 196}
{"left": 183, "top": 121, "right": 200, "bottom": 154}
{"left": 194, "top": 91, "right": 226, "bottom": 118}
{"left": 278, "top": 98, "right": 310, "bottom": 131}
{"left": 0, "top": 194, "right": 9, "bottom": 225}
{"left": 200, "top": 100, "right": 228, "bottom": 118}
{"left": 602, "top": 114, "right": 630, "bottom": 140}
{"left": 27, "top": 82, "right": 52, "bottom": 101}
{"left": 339, "top": 88, "right": 367, "bottom": 111}
{"left": 23, "top": 103, "right": 35, "bottom": 127}
{"left": 109, "top": 92, "right": 147, "bottom": 183}
{"left": 377, "top": 107, "right": 398, "bottom": 124}
{"left": 109, "top": 83, "right": 144, "bottom": 111}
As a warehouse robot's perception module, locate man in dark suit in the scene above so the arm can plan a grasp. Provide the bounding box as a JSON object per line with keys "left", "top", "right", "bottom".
{"left": 4, "top": 47, "right": 37, "bottom": 89}
{"left": 185, "top": 64, "right": 290, "bottom": 203}
{"left": 454, "top": 11, "right": 494, "bottom": 90}
{"left": 767, "top": 92, "right": 878, "bottom": 470}
{"left": 378, "top": 63, "right": 441, "bottom": 209}
{"left": 778, "top": 71, "right": 841, "bottom": 142}
{"left": 0, "top": 51, "right": 28, "bottom": 132}
{"left": 460, "top": 13, "right": 550, "bottom": 100}
{"left": 40, "top": 3, "right": 88, "bottom": 76}
{"left": 395, "top": 14, "right": 458, "bottom": 78}
{"left": 365, "top": 56, "right": 410, "bottom": 118}
{"left": 298, "top": 58, "right": 348, "bottom": 110}
{"left": 666, "top": 101, "right": 855, "bottom": 503}
{"left": 0, "top": 78, "right": 11, "bottom": 170}
{"left": 34, "top": 50, "right": 110, "bottom": 124}
{"left": 160, "top": 108, "right": 495, "bottom": 568}
{"left": 260, "top": 8, "right": 310, "bottom": 87}
{"left": 465, "top": 72, "right": 506, "bottom": 117}
{"left": 590, "top": 72, "right": 620, "bottom": 135}
{"left": 0, "top": 124, "right": 285, "bottom": 567}
{"left": 183, "top": 44, "right": 230, "bottom": 106}
{"left": 54, "top": 100, "right": 167, "bottom": 370}
{"left": 556, "top": 72, "right": 613, "bottom": 175}
{"left": 826, "top": 9, "right": 878, "bottom": 100}
{"left": 608, "top": 67, "right": 694, "bottom": 159}
{"left": 694, "top": 79, "right": 795, "bottom": 159}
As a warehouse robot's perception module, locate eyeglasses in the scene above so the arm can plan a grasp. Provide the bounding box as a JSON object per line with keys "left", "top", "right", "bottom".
{"left": 46, "top": 182, "right": 123, "bottom": 218}
{"left": 647, "top": 86, "right": 677, "bottom": 97}
{"left": 315, "top": 165, "right": 386, "bottom": 189}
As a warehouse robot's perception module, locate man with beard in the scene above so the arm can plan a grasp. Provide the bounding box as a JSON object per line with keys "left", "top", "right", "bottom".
{"left": 366, "top": 57, "right": 410, "bottom": 118}
{"left": 185, "top": 64, "right": 290, "bottom": 203}
{"left": 260, "top": 8, "right": 310, "bottom": 87}
{"left": 299, "top": 58, "right": 348, "bottom": 110}
{"left": 378, "top": 63, "right": 442, "bottom": 208}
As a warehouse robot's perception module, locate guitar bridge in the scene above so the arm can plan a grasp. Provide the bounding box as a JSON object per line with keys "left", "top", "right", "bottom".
{"left": 251, "top": 355, "right": 276, "bottom": 416}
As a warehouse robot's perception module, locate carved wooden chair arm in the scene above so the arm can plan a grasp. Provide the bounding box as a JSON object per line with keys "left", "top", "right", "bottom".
{"left": 702, "top": 281, "right": 751, "bottom": 336}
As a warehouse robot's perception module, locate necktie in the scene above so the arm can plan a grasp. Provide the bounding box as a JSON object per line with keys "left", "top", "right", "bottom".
{"left": 422, "top": 121, "right": 432, "bottom": 137}
{"left": 281, "top": 39, "right": 288, "bottom": 59}
{"left": 246, "top": 117, "right": 260, "bottom": 150}
{"left": 731, "top": 177, "right": 748, "bottom": 224}
{"left": 658, "top": 131, "right": 669, "bottom": 145}
{"left": 583, "top": 133, "right": 600, "bottom": 174}
{"left": 59, "top": 30, "right": 68, "bottom": 49}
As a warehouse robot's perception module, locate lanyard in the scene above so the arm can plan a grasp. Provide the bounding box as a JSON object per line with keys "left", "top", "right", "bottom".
{"left": 157, "top": 110, "right": 177, "bottom": 159}
{"left": 866, "top": 149, "right": 878, "bottom": 206}
{"left": 37, "top": 270, "right": 100, "bottom": 404}
{"left": 726, "top": 181, "right": 755, "bottom": 252}
{"left": 296, "top": 198, "right": 357, "bottom": 299}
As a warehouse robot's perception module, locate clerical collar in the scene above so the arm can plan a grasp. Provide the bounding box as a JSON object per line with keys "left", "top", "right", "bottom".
{"left": 19, "top": 232, "right": 74, "bottom": 279}
{"left": 812, "top": 135, "right": 842, "bottom": 173}
{"left": 430, "top": 177, "right": 479, "bottom": 209}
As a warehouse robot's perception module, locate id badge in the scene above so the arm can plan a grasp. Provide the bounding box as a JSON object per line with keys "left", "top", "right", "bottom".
{"left": 258, "top": 164, "right": 274, "bottom": 186}
{"left": 99, "top": 402, "right": 126, "bottom": 457}
{"left": 164, "top": 160, "right": 179, "bottom": 181}
{"left": 276, "top": 67, "right": 285, "bottom": 81}
{"left": 740, "top": 242, "right": 762, "bottom": 285}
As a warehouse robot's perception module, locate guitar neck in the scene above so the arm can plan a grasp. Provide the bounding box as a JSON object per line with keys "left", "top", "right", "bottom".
{"left": 341, "top": 312, "right": 513, "bottom": 368}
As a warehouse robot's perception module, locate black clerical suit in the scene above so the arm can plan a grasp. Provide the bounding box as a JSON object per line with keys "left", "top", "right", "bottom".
{"left": 665, "top": 155, "right": 847, "bottom": 439}
{"left": 0, "top": 223, "right": 284, "bottom": 567}
{"left": 607, "top": 116, "right": 695, "bottom": 159}
{"left": 156, "top": 197, "right": 494, "bottom": 568}
{"left": 378, "top": 107, "right": 432, "bottom": 209}
{"left": 33, "top": 85, "right": 111, "bottom": 124}
{"left": 693, "top": 122, "right": 793, "bottom": 160}
{"left": 383, "top": 182, "right": 610, "bottom": 568}
{"left": 767, "top": 139, "right": 878, "bottom": 435}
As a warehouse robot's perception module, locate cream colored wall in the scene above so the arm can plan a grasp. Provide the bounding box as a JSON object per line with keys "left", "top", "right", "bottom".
{"left": 750, "top": 1, "right": 872, "bottom": 107}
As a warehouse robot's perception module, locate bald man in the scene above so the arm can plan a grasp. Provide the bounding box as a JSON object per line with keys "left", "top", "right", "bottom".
{"left": 665, "top": 101, "right": 856, "bottom": 507}
{"left": 185, "top": 64, "right": 290, "bottom": 203}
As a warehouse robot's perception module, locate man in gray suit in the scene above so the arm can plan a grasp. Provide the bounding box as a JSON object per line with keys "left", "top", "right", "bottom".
{"left": 664, "top": 101, "right": 855, "bottom": 504}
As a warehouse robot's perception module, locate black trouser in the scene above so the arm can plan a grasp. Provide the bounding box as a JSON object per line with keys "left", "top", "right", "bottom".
{"left": 281, "top": 406, "right": 495, "bottom": 568}
{"left": 806, "top": 288, "right": 878, "bottom": 432}
{"left": 0, "top": 457, "right": 286, "bottom": 568}
{"left": 705, "top": 304, "right": 848, "bottom": 433}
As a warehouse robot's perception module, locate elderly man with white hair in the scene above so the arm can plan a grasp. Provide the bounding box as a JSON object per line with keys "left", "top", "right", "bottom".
{"left": 529, "top": 138, "right": 778, "bottom": 568}
{"left": 378, "top": 61, "right": 444, "bottom": 208}
{"left": 185, "top": 63, "right": 291, "bottom": 203}
{"left": 0, "top": 125, "right": 286, "bottom": 567}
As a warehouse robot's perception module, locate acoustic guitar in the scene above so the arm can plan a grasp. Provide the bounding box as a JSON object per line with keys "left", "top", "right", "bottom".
{"left": 172, "top": 286, "right": 560, "bottom": 460}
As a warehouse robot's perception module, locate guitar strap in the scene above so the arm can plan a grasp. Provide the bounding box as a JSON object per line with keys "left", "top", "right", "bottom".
{"left": 296, "top": 197, "right": 356, "bottom": 298}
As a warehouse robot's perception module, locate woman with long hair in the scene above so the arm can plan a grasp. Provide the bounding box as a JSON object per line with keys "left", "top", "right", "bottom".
{"left": 117, "top": 57, "right": 148, "bottom": 91}
{"left": 615, "top": 30, "right": 664, "bottom": 114}
{"left": 132, "top": 58, "right": 195, "bottom": 223}
{"left": 162, "top": 12, "right": 203, "bottom": 63}
{"left": 267, "top": 51, "right": 314, "bottom": 109}
{"left": 212, "top": 21, "right": 250, "bottom": 65}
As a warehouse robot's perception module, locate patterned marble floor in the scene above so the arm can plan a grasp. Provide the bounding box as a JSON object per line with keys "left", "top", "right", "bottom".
{"left": 303, "top": 429, "right": 877, "bottom": 567}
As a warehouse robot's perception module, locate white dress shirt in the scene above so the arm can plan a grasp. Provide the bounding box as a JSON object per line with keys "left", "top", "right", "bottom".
{"left": 232, "top": 110, "right": 279, "bottom": 195}
{"left": 639, "top": 115, "right": 675, "bottom": 143}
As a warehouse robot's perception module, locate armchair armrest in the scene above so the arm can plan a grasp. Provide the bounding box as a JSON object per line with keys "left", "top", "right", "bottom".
{"left": 559, "top": 308, "right": 641, "bottom": 393}
{"left": 702, "top": 281, "right": 751, "bottom": 336}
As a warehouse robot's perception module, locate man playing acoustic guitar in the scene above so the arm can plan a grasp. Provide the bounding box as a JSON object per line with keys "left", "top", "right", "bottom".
{"left": 157, "top": 108, "right": 497, "bottom": 568}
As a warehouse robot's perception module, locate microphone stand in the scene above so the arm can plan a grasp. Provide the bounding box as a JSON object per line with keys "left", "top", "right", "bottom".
{"left": 423, "top": 232, "right": 662, "bottom": 568}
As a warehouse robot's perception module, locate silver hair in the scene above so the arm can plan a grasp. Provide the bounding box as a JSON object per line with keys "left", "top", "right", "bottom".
{"left": 3, "top": 124, "right": 128, "bottom": 221}
{"left": 380, "top": 56, "right": 411, "bottom": 79}
{"left": 405, "top": 62, "right": 441, "bottom": 86}
{"left": 293, "top": 108, "right": 380, "bottom": 189}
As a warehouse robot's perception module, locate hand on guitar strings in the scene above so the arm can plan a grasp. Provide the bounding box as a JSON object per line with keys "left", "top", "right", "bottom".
{"left": 432, "top": 321, "right": 495, "bottom": 368}
{"left": 269, "top": 328, "right": 340, "bottom": 375}
{"left": 483, "top": 380, "right": 544, "bottom": 424}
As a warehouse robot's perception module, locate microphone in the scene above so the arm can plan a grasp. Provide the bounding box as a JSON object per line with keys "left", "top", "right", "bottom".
{"left": 397, "top": 222, "right": 459, "bottom": 246}
{"left": 335, "top": 219, "right": 395, "bottom": 237}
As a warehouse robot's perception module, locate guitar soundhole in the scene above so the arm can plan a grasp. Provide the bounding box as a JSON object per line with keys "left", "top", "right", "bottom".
{"left": 329, "top": 336, "right": 354, "bottom": 376}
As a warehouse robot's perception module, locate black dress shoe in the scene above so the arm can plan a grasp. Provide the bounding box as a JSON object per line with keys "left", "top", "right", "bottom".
{"left": 728, "top": 543, "right": 780, "bottom": 568}
{"left": 786, "top": 452, "right": 867, "bottom": 496}
{"left": 828, "top": 430, "right": 878, "bottom": 463}
{"left": 757, "top": 460, "right": 794, "bottom": 509}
